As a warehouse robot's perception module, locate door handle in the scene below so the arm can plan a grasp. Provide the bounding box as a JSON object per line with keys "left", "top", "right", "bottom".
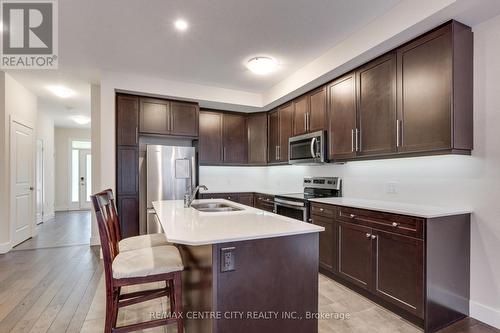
{"left": 29, "top": 186, "right": 34, "bottom": 191}
{"left": 310, "top": 137, "right": 317, "bottom": 158}
{"left": 355, "top": 128, "right": 360, "bottom": 152}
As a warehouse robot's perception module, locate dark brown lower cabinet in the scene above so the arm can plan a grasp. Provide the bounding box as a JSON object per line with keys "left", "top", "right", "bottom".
{"left": 311, "top": 203, "right": 470, "bottom": 332}
{"left": 311, "top": 215, "right": 335, "bottom": 272}
{"left": 116, "top": 195, "right": 139, "bottom": 238}
{"left": 238, "top": 193, "right": 254, "bottom": 207}
{"left": 337, "top": 222, "right": 373, "bottom": 291}
{"left": 254, "top": 193, "right": 275, "bottom": 212}
{"left": 373, "top": 229, "right": 423, "bottom": 317}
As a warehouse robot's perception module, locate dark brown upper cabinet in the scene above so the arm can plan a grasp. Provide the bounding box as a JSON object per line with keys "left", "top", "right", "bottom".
{"left": 278, "top": 102, "right": 294, "bottom": 162}
{"left": 397, "top": 21, "right": 472, "bottom": 154}
{"left": 199, "top": 110, "right": 223, "bottom": 164}
{"left": 116, "top": 94, "right": 139, "bottom": 146}
{"left": 247, "top": 112, "right": 268, "bottom": 165}
{"left": 223, "top": 113, "right": 247, "bottom": 164}
{"left": 356, "top": 52, "right": 397, "bottom": 157}
{"left": 308, "top": 86, "right": 327, "bottom": 132}
{"left": 292, "top": 86, "right": 327, "bottom": 136}
{"left": 327, "top": 73, "right": 357, "bottom": 160}
{"left": 292, "top": 95, "right": 309, "bottom": 136}
{"left": 268, "top": 109, "right": 280, "bottom": 163}
{"left": 140, "top": 98, "right": 199, "bottom": 137}
{"left": 170, "top": 101, "right": 199, "bottom": 137}
{"left": 139, "top": 98, "right": 170, "bottom": 135}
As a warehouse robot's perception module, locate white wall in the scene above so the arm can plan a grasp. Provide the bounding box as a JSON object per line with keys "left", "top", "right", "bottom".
{"left": 54, "top": 127, "right": 91, "bottom": 211}
{"left": 199, "top": 14, "right": 500, "bottom": 327}
{"left": 0, "top": 72, "right": 38, "bottom": 253}
{"left": 36, "top": 111, "right": 55, "bottom": 220}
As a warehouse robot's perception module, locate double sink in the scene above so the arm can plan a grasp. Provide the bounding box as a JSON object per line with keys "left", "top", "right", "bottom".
{"left": 191, "top": 202, "right": 243, "bottom": 212}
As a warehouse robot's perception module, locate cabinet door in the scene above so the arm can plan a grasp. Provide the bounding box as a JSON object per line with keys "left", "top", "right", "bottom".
{"left": 327, "top": 73, "right": 357, "bottom": 160}
{"left": 199, "top": 111, "right": 223, "bottom": 164}
{"left": 116, "top": 94, "right": 139, "bottom": 146}
{"left": 170, "top": 101, "right": 199, "bottom": 137}
{"left": 292, "top": 95, "right": 309, "bottom": 136}
{"left": 117, "top": 195, "right": 139, "bottom": 238}
{"left": 357, "top": 53, "right": 397, "bottom": 156}
{"left": 238, "top": 193, "right": 254, "bottom": 207}
{"left": 398, "top": 25, "right": 452, "bottom": 152}
{"left": 247, "top": 113, "right": 267, "bottom": 165}
{"left": 311, "top": 215, "right": 335, "bottom": 272}
{"left": 372, "top": 230, "right": 424, "bottom": 318}
{"left": 268, "top": 110, "right": 280, "bottom": 163}
{"left": 308, "top": 86, "right": 327, "bottom": 132}
{"left": 223, "top": 113, "right": 247, "bottom": 164}
{"left": 139, "top": 98, "right": 170, "bottom": 135}
{"left": 278, "top": 103, "right": 293, "bottom": 162}
{"left": 116, "top": 146, "right": 138, "bottom": 196}
{"left": 337, "top": 222, "right": 372, "bottom": 290}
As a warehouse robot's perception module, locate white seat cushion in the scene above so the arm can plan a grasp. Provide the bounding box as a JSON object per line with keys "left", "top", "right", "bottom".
{"left": 118, "top": 233, "right": 169, "bottom": 252}
{"left": 112, "top": 245, "right": 184, "bottom": 279}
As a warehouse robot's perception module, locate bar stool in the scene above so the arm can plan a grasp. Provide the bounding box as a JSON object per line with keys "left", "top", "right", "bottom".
{"left": 100, "top": 189, "right": 170, "bottom": 252}
{"left": 92, "top": 190, "right": 184, "bottom": 333}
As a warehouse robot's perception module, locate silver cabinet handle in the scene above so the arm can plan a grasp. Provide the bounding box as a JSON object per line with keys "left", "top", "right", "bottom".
{"left": 371, "top": 235, "right": 377, "bottom": 240}
{"left": 277, "top": 146, "right": 281, "bottom": 160}
{"left": 319, "top": 208, "right": 324, "bottom": 212}
{"left": 366, "top": 233, "right": 371, "bottom": 238}
{"left": 135, "top": 126, "right": 138, "bottom": 144}
{"left": 223, "top": 147, "right": 226, "bottom": 161}
{"left": 392, "top": 222, "right": 399, "bottom": 227}
{"left": 349, "top": 214, "right": 355, "bottom": 218}
{"left": 396, "top": 120, "right": 401, "bottom": 147}
{"left": 351, "top": 129, "right": 355, "bottom": 152}
{"left": 304, "top": 113, "right": 307, "bottom": 132}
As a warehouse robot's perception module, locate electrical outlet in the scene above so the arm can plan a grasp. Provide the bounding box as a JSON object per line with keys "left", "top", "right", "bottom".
{"left": 221, "top": 247, "right": 235, "bottom": 272}
{"left": 387, "top": 182, "right": 398, "bottom": 194}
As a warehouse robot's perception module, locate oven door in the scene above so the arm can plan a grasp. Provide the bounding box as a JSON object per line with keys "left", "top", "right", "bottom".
{"left": 274, "top": 199, "right": 308, "bottom": 222}
{"left": 288, "top": 131, "right": 326, "bottom": 164}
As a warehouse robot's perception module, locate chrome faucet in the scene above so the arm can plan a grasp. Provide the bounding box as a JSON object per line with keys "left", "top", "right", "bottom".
{"left": 184, "top": 185, "right": 208, "bottom": 207}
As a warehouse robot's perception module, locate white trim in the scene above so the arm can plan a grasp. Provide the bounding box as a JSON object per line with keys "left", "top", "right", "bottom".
{"left": 470, "top": 300, "right": 500, "bottom": 329}
{"left": 90, "top": 236, "right": 100, "bottom": 246}
{"left": 0, "top": 241, "right": 12, "bottom": 254}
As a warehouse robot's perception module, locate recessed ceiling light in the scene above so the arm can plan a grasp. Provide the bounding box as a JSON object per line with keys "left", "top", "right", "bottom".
{"left": 72, "top": 115, "right": 90, "bottom": 125}
{"left": 47, "top": 85, "right": 75, "bottom": 98}
{"left": 174, "top": 19, "right": 188, "bottom": 31}
{"left": 246, "top": 57, "right": 278, "bottom": 75}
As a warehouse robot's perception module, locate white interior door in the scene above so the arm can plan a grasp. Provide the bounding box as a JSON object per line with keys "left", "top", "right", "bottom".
{"left": 11, "top": 120, "right": 34, "bottom": 246}
{"left": 36, "top": 139, "right": 44, "bottom": 224}
{"left": 78, "top": 149, "right": 91, "bottom": 209}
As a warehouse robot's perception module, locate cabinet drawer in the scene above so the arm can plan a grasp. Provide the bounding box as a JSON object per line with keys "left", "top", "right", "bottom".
{"left": 336, "top": 206, "right": 423, "bottom": 238}
{"left": 310, "top": 203, "right": 335, "bottom": 218}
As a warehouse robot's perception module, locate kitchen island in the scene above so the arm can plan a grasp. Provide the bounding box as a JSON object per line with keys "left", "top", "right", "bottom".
{"left": 152, "top": 199, "right": 324, "bottom": 333}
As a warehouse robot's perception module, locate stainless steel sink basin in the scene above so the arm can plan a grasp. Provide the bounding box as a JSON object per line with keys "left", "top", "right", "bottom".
{"left": 191, "top": 202, "right": 243, "bottom": 212}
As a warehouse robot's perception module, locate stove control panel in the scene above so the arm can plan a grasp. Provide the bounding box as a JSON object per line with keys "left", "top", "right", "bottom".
{"left": 303, "top": 176, "right": 341, "bottom": 190}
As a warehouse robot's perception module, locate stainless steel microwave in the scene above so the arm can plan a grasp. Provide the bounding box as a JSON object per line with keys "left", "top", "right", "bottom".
{"left": 288, "top": 131, "right": 326, "bottom": 164}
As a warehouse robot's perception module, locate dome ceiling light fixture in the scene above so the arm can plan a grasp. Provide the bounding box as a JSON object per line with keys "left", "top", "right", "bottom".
{"left": 72, "top": 115, "right": 91, "bottom": 125}
{"left": 246, "top": 56, "right": 279, "bottom": 75}
{"left": 174, "top": 19, "right": 188, "bottom": 31}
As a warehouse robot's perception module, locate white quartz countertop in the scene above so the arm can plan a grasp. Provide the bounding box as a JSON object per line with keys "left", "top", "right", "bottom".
{"left": 308, "top": 197, "right": 472, "bottom": 218}
{"left": 202, "top": 189, "right": 291, "bottom": 196}
{"left": 152, "top": 199, "right": 324, "bottom": 246}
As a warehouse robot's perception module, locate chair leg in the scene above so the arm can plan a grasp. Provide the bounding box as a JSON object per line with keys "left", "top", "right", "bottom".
{"left": 168, "top": 280, "right": 175, "bottom": 314}
{"left": 111, "top": 288, "right": 119, "bottom": 327}
{"left": 104, "top": 288, "right": 114, "bottom": 333}
{"left": 173, "top": 272, "right": 184, "bottom": 333}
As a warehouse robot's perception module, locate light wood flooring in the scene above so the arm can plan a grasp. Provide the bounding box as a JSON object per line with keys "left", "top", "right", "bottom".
{"left": 1, "top": 211, "right": 498, "bottom": 333}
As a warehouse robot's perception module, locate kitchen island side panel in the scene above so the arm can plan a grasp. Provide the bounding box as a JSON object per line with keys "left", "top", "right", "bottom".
{"left": 212, "top": 233, "right": 319, "bottom": 333}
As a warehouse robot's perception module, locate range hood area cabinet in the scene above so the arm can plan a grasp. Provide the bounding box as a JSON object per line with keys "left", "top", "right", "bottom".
{"left": 292, "top": 85, "right": 327, "bottom": 136}
{"left": 327, "top": 20, "right": 473, "bottom": 162}
{"left": 139, "top": 97, "right": 199, "bottom": 138}
{"left": 268, "top": 102, "right": 293, "bottom": 164}
{"left": 199, "top": 110, "right": 249, "bottom": 165}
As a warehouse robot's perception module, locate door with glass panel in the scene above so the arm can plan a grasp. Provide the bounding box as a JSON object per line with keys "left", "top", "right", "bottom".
{"left": 71, "top": 141, "right": 91, "bottom": 210}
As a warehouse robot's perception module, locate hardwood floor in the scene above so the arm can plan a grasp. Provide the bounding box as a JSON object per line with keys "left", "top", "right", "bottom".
{"left": 0, "top": 211, "right": 497, "bottom": 333}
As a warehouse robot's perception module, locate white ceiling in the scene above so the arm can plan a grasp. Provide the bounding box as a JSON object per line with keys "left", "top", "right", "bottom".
{"left": 7, "top": 0, "right": 500, "bottom": 127}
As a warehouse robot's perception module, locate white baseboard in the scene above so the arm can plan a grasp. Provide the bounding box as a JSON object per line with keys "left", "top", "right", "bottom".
{"left": 43, "top": 212, "right": 55, "bottom": 221}
{"left": 90, "top": 236, "right": 100, "bottom": 246}
{"left": 0, "top": 241, "right": 12, "bottom": 254}
{"left": 470, "top": 300, "right": 500, "bottom": 329}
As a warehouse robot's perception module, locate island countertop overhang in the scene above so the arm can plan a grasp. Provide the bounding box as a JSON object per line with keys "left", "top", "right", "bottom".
{"left": 152, "top": 199, "right": 324, "bottom": 246}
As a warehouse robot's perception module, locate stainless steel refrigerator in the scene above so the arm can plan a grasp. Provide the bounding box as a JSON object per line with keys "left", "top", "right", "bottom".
{"left": 143, "top": 145, "right": 197, "bottom": 233}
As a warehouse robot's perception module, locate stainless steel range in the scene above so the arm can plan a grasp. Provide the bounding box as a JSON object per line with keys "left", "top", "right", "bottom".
{"left": 274, "top": 177, "right": 342, "bottom": 222}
